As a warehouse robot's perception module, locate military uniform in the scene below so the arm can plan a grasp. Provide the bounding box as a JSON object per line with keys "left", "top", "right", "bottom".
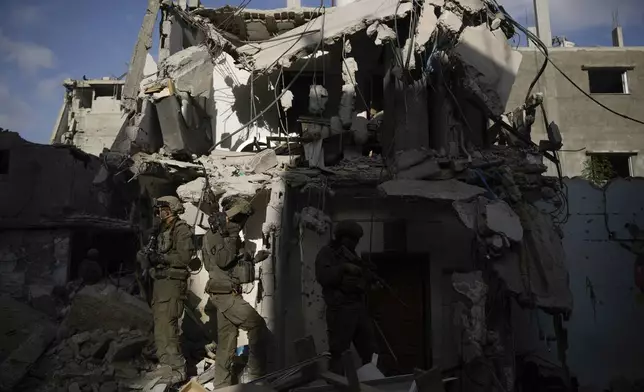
{"left": 140, "top": 196, "right": 194, "bottom": 383}
{"left": 315, "top": 221, "right": 377, "bottom": 375}
{"left": 203, "top": 223, "right": 269, "bottom": 389}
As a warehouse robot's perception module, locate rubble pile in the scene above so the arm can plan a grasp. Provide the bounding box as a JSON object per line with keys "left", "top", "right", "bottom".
{"left": 4, "top": 283, "right": 158, "bottom": 392}
{"left": 21, "top": 328, "right": 154, "bottom": 392}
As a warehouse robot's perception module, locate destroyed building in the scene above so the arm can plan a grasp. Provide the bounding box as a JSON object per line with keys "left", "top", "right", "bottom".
{"left": 9, "top": 0, "right": 643, "bottom": 390}
{"left": 85, "top": 0, "right": 574, "bottom": 389}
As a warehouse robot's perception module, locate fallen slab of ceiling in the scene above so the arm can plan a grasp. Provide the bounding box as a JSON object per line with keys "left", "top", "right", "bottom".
{"left": 236, "top": 0, "right": 414, "bottom": 72}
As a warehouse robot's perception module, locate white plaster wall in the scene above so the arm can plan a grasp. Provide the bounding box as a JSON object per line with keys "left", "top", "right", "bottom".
{"left": 211, "top": 53, "right": 275, "bottom": 152}
{"left": 557, "top": 178, "right": 644, "bottom": 388}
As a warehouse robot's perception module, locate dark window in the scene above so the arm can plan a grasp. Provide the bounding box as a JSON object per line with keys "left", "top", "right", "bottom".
{"left": 589, "top": 153, "right": 633, "bottom": 178}
{"left": 77, "top": 88, "right": 93, "bottom": 108}
{"left": 94, "top": 84, "right": 122, "bottom": 99}
{"left": 587, "top": 68, "right": 628, "bottom": 94}
{"left": 0, "top": 149, "right": 9, "bottom": 174}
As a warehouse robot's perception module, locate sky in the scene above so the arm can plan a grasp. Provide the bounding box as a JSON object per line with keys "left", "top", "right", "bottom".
{"left": 0, "top": 0, "right": 642, "bottom": 144}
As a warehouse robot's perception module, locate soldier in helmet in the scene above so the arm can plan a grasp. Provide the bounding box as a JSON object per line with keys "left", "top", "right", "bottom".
{"left": 315, "top": 220, "right": 377, "bottom": 375}
{"left": 202, "top": 197, "right": 271, "bottom": 389}
{"left": 138, "top": 195, "right": 194, "bottom": 384}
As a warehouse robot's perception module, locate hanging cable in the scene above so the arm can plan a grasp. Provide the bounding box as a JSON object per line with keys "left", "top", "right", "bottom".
{"left": 491, "top": 2, "right": 644, "bottom": 126}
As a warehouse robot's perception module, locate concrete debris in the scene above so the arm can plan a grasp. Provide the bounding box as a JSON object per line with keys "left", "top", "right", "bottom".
{"left": 61, "top": 284, "right": 153, "bottom": 334}
{"left": 484, "top": 200, "right": 523, "bottom": 242}
{"left": 177, "top": 178, "right": 207, "bottom": 204}
{"left": 235, "top": 0, "right": 414, "bottom": 71}
{"left": 452, "top": 271, "right": 487, "bottom": 362}
{"left": 493, "top": 204, "right": 573, "bottom": 312}
{"left": 308, "top": 85, "right": 329, "bottom": 114}
{"left": 379, "top": 179, "right": 486, "bottom": 201}
{"left": 452, "top": 199, "right": 477, "bottom": 230}
{"left": 279, "top": 89, "right": 294, "bottom": 111}
{"left": 454, "top": 25, "right": 523, "bottom": 116}
{"left": 155, "top": 95, "right": 212, "bottom": 156}
{"left": 395, "top": 149, "right": 432, "bottom": 171}
{"left": 22, "top": 328, "right": 153, "bottom": 392}
{"left": 161, "top": 45, "right": 214, "bottom": 98}
{"left": 437, "top": 10, "right": 463, "bottom": 34}
{"left": 454, "top": 0, "right": 486, "bottom": 14}
{"left": 340, "top": 58, "right": 359, "bottom": 127}
{"left": 245, "top": 149, "right": 278, "bottom": 174}
{"left": 366, "top": 21, "right": 396, "bottom": 45}
{"left": 396, "top": 159, "right": 441, "bottom": 180}
{"left": 415, "top": 4, "right": 439, "bottom": 49}
{"left": 0, "top": 296, "right": 56, "bottom": 391}
{"left": 105, "top": 335, "right": 149, "bottom": 362}
{"left": 351, "top": 112, "right": 369, "bottom": 145}
{"left": 295, "top": 207, "right": 332, "bottom": 235}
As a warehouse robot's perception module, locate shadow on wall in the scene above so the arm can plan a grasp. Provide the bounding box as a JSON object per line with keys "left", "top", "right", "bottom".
{"left": 535, "top": 177, "right": 644, "bottom": 389}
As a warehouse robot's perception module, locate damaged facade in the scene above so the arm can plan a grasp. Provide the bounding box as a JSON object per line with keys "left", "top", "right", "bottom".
{"left": 10, "top": 0, "right": 642, "bottom": 390}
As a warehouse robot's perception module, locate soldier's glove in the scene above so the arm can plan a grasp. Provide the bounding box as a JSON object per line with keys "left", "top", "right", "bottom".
{"left": 147, "top": 253, "right": 164, "bottom": 267}
{"left": 254, "top": 250, "right": 271, "bottom": 263}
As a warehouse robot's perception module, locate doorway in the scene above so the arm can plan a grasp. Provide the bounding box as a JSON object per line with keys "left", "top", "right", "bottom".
{"left": 363, "top": 252, "right": 431, "bottom": 376}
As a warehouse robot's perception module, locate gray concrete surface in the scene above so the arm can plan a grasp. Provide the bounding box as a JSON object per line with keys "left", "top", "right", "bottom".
{"left": 507, "top": 47, "right": 644, "bottom": 177}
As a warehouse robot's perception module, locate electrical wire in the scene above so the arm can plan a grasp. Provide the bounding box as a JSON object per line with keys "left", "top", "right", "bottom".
{"left": 209, "top": 11, "right": 327, "bottom": 152}
{"left": 491, "top": 2, "right": 644, "bottom": 126}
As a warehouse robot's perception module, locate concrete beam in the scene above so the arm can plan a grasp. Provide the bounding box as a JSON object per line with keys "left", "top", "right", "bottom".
{"left": 533, "top": 0, "right": 552, "bottom": 47}
{"left": 122, "top": 0, "right": 161, "bottom": 112}
{"left": 612, "top": 26, "right": 624, "bottom": 47}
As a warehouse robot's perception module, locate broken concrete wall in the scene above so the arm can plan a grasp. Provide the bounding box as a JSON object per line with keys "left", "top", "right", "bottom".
{"left": 0, "top": 230, "right": 70, "bottom": 308}
{"left": 0, "top": 132, "right": 107, "bottom": 224}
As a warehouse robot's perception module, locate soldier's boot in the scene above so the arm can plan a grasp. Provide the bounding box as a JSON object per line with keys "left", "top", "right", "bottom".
{"left": 145, "top": 364, "right": 187, "bottom": 385}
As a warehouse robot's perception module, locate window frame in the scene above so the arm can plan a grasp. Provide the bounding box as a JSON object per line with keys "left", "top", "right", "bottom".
{"left": 582, "top": 65, "right": 635, "bottom": 95}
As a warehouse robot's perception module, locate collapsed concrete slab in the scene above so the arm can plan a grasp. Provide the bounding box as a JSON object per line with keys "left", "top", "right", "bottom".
{"left": 484, "top": 200, "right": 523, "bottom": 242}
{"left": 236, "top": 0, "right": 414, "bottom": 71}
{"left": 396, "top": 159, "right": 441, "bottom": 180}
{"left": 454, "top": 25, "right": 523, "bottom": 116}
{"left": 379, "top": 179, "right": 486, "bottom": 201}
{"left": 493, "top": 203, "right": 573, "bottom": 312}
{"left": 156, "top": 95, "right": 212, "bottom": 156}
{"left": 161, "top": 45, "right": 214, "bottom": 98}
{"left": 61, "top": 285, "right": 153, "bottom": 334}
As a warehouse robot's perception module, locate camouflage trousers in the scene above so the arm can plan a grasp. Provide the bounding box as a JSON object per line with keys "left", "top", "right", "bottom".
{"left": 208, "top": 293, "right": 269, "bottom": 389}
{"left": 152, "top": 278, "right": 187, "bottom": 372}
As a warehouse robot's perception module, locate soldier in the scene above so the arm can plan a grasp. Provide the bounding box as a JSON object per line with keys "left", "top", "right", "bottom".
{"left": 202, "top": 198, "right": 271, "bottom": 389}
{"left": 138, "top": 196, "right": 194, "bottom": 384}
{"left": 315, "top": 220, "right": 377, "bottom": 375}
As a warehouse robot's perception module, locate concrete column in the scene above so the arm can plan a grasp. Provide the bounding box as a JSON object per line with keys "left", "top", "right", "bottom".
{"left": 533, "top": 0, "right": 552, "bottom": 47}
{"left": 528, "top": 26, "right": 537, "bottom": 48}
{"left": 612, "top": 26, "right": 624, "bottom": 47}
{"left": 286, "top": 0, "right": 301, "bottom": 8}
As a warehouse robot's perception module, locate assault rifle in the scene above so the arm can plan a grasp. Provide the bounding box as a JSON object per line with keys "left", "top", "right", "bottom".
{"left": 337, "top": 245, "right": 410, "bottom": 308}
